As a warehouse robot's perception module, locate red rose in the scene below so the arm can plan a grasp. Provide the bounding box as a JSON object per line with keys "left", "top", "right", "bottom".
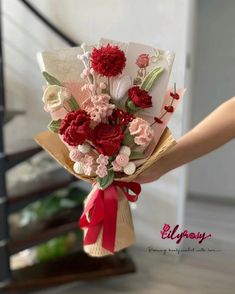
{"left": 92, "top": 123, "right": 123, "bottom": 156}
{"left": 128, "top": 86, "right": 152, "bottom": 108}
{"left": 136, "top": 53, "right": 149, "bottom": 68}
{"left": 91, "top": 44, "right": 126, "bottom": 77}
{"left": 59, "top": 110, "right": 91, "bottom": 146}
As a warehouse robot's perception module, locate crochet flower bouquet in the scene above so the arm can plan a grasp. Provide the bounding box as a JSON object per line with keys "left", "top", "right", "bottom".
{"left": 35, "top": 40, "right": 184, "bottom": 257}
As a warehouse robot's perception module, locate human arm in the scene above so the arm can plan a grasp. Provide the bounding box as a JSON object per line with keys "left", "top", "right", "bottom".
{"left": 137, "top": 97, "right": 235, "bottom": 184}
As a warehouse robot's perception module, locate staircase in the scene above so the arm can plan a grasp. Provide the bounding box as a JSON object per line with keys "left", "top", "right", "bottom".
{"left": 0, "top": 1, "right": 135, "bottom": 292}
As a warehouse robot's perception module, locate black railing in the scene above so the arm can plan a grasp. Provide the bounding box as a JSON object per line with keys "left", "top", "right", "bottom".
{"left": 0, "top": 0, "right": 11, "bottom": 287}
{"left": 20, "top": 0, "right": 78, "bottom": 46}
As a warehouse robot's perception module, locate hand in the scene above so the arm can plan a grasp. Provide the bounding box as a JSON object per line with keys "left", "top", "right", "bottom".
{"left": 135, "top": 161, "right": 163, "bottom": 184}
{"left": 136, "top": 97, "right": 235, "bottom": 185}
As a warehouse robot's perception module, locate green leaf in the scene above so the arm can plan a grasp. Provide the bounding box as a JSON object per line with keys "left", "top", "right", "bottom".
{"left": 129, "top": 151, "right": 145, "bottom": 160}
{"left": 48, "top": 119, "right": 61, "bottom": 133}
{"left": 122, "top": 132, "right": 135, "bottom": 147}
{"left": 42, "top": 71, "right": 62, "bottom": 86}
{"left": 67, "top": 96, "right": 80, "bottom": 110}
{"left": 96, "top": 170, "right": 114, "bottom": 190}
{"left": 140, "top": 66, "right": 164, "bottom": 92}
{"left": 125, "top": 99, "right": 140, "bottom": 113}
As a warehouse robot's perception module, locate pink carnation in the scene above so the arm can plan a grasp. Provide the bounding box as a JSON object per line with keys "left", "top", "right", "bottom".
{"left": 82, "top": 93, "right": 115, "bottom": 123}
{"left": 129, "top": 118, "right": 154, "bottom": 147}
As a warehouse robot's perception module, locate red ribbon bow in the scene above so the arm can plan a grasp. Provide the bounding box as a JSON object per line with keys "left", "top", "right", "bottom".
{"left": 79, "top": 181, "right": 141, "bottom": 253}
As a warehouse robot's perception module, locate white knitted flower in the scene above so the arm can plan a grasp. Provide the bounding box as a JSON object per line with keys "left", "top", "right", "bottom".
{"left": 78, "top": 143, "right": 91, "bottom": 154}
{"left": 73, "top": 162, "right": 83, "bottom": 174}
{"left": 123, "top": 162, "right": 136, "bottom": 175}
{"left": 119, "top": 146, "right": 131, "bottom": 156}
{"left": 110, "top": 75, "right": 132, "bottom": 101}
{"left": 42, "top": 85, "right": 70, "bottom": 112}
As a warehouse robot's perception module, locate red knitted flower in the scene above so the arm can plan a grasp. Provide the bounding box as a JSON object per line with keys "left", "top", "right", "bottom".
{"left": 108, "top": 109, "right": 134, "bottom": 125}
{"left": 91, "top": 44, "right": 126, "bottom": 77}
{"left": 92, "top": 123, "right": 124, "bottom": 156}
{"left": 59, "top": 110, "right": 91, "bottom": 146}
{"left": 128, "top": 86, "right": 152, "bottom": 108}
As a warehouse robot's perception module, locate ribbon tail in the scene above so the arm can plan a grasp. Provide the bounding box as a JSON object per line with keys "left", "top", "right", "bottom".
{"left": 116, "top": 181, "right": 141, "bottom": 202}
{"left": 102, "top": 184, "right": 118, "bottom": 253}
{"left": 84, "top": 223, "right": 101, "bottom": 245}
{"left": 80, "top": 189, "right": 104, "bottom": 246}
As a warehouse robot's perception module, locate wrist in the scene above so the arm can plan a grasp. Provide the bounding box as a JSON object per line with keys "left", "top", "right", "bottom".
{"left": 157, "top": 153, "right": 172, "bottom": 178}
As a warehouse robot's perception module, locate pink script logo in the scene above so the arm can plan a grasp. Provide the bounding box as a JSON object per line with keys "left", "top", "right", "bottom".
{"left": 160, "top": 224, "right": 212, "bottom": 244}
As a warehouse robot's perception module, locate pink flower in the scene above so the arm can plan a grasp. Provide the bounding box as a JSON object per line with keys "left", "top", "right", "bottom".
{"left": 83, "top": 154, "right": 94, "bottom": 165}
{"left": 95, "top": 154, "right": 109, "bottom": 178}
{"left": 82, "top": 94, "right": 115, "bottom": 123}
{"left": 96, "top": 165, "right": 108, "bottom": 178}
{"left": 81, "top": 154, "right": 95, "bottom": 176}
{"left": 96, "top": 154, "right": 109, "bottom": 165}
{"left": 69, "top": 149, "right": 84, "bottom": 162}
{"left": 112, "top": 160, "right": 122, "bottom": 172}
{"left": 136, "top": 54, "right": 149, "bottom": 68}
{"left": 115, "top": 153, "right": 129, "bottom": 167}
{"left": 129, "top": 118, "right": 154, "bottom": 147}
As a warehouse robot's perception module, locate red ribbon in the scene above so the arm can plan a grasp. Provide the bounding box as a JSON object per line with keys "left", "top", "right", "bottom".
{"left": 79, "top": 181, "right": 141, "bottom": 254}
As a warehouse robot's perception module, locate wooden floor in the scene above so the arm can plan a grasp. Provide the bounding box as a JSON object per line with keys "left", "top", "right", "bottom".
{"left": 34, "top": 198, "right": 235, "bottom": 294}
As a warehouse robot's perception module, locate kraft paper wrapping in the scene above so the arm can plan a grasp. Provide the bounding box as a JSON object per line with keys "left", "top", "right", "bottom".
{"left": 34, "top": 128, "right": 176, "bottom": 257}
{"left": 34, "top": 127, "right": 176, "bottom": 183}
{"left": 83, "top": 185, "right": 135, "bottom": 257}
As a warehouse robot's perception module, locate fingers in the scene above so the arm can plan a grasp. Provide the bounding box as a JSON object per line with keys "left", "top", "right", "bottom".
{"left": 135, "top": 175, "right": 154, "bottom": 184}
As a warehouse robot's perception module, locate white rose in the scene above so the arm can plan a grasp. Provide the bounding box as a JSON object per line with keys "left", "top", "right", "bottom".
{"left": 42, "top": 85, "right": 70, "bottom": 112}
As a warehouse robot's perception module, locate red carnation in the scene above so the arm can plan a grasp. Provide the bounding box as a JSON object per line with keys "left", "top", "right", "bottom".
{"left": 128, "top": 86, "right": 152, "bottom": 108}
{"left": 92, "top": 123, "right": 123, "bottom": 156}
{"left": 59, "top": 110, "right": 91, "bottom": 146}
{"left": 91, "top": 44, "right": 126, "bottom": 77}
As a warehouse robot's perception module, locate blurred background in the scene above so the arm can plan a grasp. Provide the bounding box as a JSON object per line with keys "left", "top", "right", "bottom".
{"left": 0, "top": 0, "right": 235, "bottom": 293}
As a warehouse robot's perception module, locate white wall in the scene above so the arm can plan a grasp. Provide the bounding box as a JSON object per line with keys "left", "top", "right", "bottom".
{"left": 3, "top": 0, "right": 189, "bottom": 248}
{"left": 187, "top": 0, "right": 235, "bottom": 200}
{"left": 2, "top": 0, "right": 69, "bottom": 152}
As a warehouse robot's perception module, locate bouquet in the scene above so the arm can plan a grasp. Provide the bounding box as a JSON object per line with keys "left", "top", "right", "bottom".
{"left": 35, "top": 39, "right": 185, "bottom": 257}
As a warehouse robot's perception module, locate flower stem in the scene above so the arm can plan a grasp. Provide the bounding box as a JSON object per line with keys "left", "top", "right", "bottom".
{"left": 107, "top": 77, "right": 110, "bottom": 95}
{"left": 63, "top": 103, "right": 70, "bottom": 112}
